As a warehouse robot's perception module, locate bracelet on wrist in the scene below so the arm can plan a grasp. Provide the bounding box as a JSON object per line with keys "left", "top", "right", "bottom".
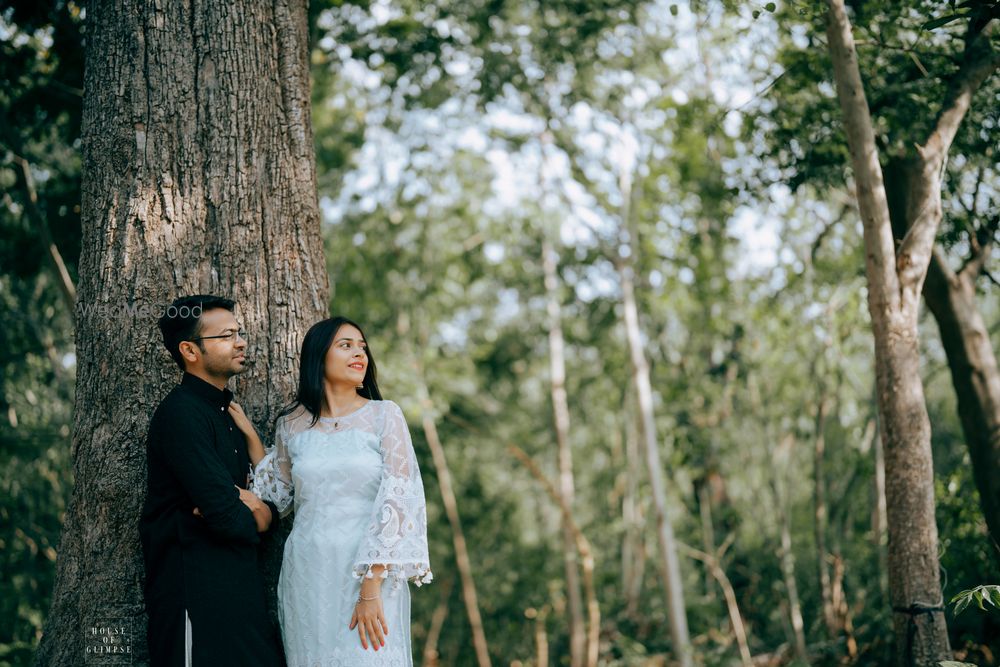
{"left": 357, "top": 592, "right": 379, "bottom": 603}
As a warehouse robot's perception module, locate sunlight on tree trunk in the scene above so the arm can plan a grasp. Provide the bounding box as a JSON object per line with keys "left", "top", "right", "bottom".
{"left": 618, "top": 256, "right": 692, "bottom": 666}
{"left": 541, "top": 239, "right": 586, "bottom": 667}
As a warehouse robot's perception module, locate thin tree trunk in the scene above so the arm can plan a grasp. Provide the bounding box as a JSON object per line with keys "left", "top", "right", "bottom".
{"left": 813, "top": 394, "right": 835, "bottom": 635}
{"left": 771, "top": 437, "right": 808, "bottom": 664}
{"left": 830, "top": 554, "right": 859, "bottom": 658}
{"left": 508, "top": 444, "right": 600, "bottom": 667}
{"left": 541, "top": 239, "right": 586, "bottom": 667}
{"left": 13, "top": 153, "right": 76, "bottom": 312}
{"left": 422, "top": 577, "right": 453, "bottom": 667}
{"left": 621, "top": 423, "right": 637, "bottom": 608}
{"left": 533, "top": 607, "right": 550, "bottom": 667}
{"left": 37, "top": 0, "right": 328, "bottom": 663}
{"left": 414, "top": 375, "right": 492, "bottom": 667}
{"left": 623, "top": 402, "right": 647, "bottom": 619}
{"left": 871, "top": 411, "right": 889, "bottom": 602}
{"left": 699, "top": 483, "right": 717, "bottom": 601}
{"left": 678, "top": 539, "right": 753, "bottom": 667}
{"left": 618, "top": 258, "right": 692, "bottom": 667}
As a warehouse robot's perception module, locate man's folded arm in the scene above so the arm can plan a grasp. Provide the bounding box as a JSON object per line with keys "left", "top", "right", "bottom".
{"left": 262, "top": 500, "right": 280, "bottom": 533}
{"left": 155, "top": 414, "right": 260, "bottom": 544}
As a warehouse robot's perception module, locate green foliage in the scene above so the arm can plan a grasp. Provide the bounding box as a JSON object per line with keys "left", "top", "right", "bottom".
{"left": 0, "top": 3, "right": 81, "bottom": 664}
{"left": 747, "top": 0, "right": 999, "bottom": 274}
{"left": 4, "top": 0, "right": 998, "bottom": 664}
{"left": 951, "top": 586, "right": 1000, "bottom": 616}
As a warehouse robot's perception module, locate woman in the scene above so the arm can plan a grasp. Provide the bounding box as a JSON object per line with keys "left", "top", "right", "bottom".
{"left": 230, "top": 316, "right": 432, "bottom": 666}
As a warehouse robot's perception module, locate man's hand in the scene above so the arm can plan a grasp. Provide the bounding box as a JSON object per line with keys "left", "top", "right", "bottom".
{"left": 238, "top": 486, "right": 273, "bottom": 532}
{"left": 192, "top": 486, "right": 272, "bottom": 532}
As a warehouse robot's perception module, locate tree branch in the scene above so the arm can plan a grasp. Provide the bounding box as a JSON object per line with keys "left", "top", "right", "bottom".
{"left": 825, "top": 0, "right": 900, "bottom": 308}
{"left": 959, "top": 212, "right": 999, "bottom": 281}
{"left": 895, "top": 20, "right": 998, "bottom": 292}
{"left": 12, "top": 153, "right": 77, "bottom": 313}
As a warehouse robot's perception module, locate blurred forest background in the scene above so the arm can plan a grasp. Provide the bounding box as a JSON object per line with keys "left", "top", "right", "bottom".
{"left": 1, "top": 0, "right": 998, "bottom": 665}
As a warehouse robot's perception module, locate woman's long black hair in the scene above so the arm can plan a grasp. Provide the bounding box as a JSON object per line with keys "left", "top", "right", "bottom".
{"left": 278, "top": 316, "right": 383, "bottom": 426}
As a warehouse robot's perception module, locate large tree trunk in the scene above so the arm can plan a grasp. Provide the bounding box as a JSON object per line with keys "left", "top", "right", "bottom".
{"left": 36, "top": 1, "right": 328, "bottom": 663}
{"left": 923, "top": 252, "right": 1000, "bottom": 550}
{"left": 885, "top": 157, "right": 1000, "bottom": 555}
{"left": 825, "top": 1, "right": 973, "bottom": 662}
{"left": 541, "top": 240, "right": 586, "bottom": 667}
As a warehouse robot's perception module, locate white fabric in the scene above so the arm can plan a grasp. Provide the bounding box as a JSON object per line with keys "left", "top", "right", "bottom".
{"left": 184, "top": 609, "right": 192, "bottom": 667}
{"left": 250, "top": 400, "right": 432, "bottom": 667}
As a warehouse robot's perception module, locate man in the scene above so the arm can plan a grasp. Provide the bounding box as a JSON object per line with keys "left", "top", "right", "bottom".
{"left": 140, "top": 295, "right": 283, "bottom": 666}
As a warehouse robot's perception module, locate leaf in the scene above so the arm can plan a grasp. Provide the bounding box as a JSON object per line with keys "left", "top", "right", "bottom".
{"left": 974, "top": 588, "right": 986, "bottom": 610}
{"left": 989, "top": 586, "right": 1000, "bottom": 608}
{"left": 752, "top": 9, "right": 761, "bottom": 19}
{"left": 670, "top": 4, "right": 679, "bottom": 16}
{"left": 954, "top": 595, "right": 971, "bottom": 615}
{"left": 921, "top": 13, "right": 967, "bottom": 30}
{"left": 765, "top": 2, "right": 776, "bottom": 11}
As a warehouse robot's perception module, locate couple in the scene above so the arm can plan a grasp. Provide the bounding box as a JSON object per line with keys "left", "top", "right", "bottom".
{"left": 139, "top": 295, "right": 432, "bottom": 667}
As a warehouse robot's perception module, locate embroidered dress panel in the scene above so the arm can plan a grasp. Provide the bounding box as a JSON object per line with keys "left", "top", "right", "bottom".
{"left": 251, "top": 400, "right": 431, "bottom": 667}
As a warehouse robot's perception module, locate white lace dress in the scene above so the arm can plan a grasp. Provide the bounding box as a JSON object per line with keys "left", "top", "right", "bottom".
{"left": 250, "top": 400, "right": 432, "bottom": 667}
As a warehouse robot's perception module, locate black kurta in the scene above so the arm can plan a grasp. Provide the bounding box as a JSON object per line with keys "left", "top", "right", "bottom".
{"left": 140, "top": 373, "right": 283, "bottom": 667}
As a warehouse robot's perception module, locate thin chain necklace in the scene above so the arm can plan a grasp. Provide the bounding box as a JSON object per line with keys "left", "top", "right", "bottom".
{"left": 324, "top": 397, "right": 365, "bottom": 429}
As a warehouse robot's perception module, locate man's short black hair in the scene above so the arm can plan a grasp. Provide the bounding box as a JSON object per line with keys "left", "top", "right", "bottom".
{"left": 158, "top": 295, "right": 235, "bottom": 370}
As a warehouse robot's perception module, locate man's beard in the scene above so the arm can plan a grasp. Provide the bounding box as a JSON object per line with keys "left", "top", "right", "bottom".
{"left": 205, "top": 354, "right": 249, "bottom": 378}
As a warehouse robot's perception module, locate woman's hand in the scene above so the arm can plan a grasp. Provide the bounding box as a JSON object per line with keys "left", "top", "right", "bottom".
{"left": 229, "top": 402, "right": 266, "bottom": 466}
{"left": 349, "top": 591, "right": 388, "bottom": 650}
{"left": 227, "top": 402, "right": 255, "bottom": 437}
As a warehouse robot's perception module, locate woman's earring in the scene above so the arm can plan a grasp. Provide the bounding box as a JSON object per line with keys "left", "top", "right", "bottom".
{"left": 356, "top": 384, "right": 364, "bottom": 390}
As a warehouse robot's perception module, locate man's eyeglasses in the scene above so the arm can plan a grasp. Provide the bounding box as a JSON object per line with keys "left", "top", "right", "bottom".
{"left": 191, "top": 330, "right": 247, "bottom": 342}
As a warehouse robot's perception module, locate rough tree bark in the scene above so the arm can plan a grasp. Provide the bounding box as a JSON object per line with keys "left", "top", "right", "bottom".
{"left": 824, "top": 0, "right": 997, "bottom": 662}
{"left": 922, "top": 248, "right": 1000, "bottom": 552}
{"left": 36, "top": 1, "right": 328, "bottom": 663}
{"left": 885, "top": 158, "right": 1000, "bottom": 554}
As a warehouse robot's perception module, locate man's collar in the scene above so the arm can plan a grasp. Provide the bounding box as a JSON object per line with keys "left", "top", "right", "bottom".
{"left": 181, "top": 372, "right": 234, "bottom": 411}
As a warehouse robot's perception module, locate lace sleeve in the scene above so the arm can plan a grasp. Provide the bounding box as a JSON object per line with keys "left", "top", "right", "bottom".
{"left": 249, "top": 415, "right": 294, "bottom": 517}
{"left": 352, "top": 401, "right": 433, "bottom": 589}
